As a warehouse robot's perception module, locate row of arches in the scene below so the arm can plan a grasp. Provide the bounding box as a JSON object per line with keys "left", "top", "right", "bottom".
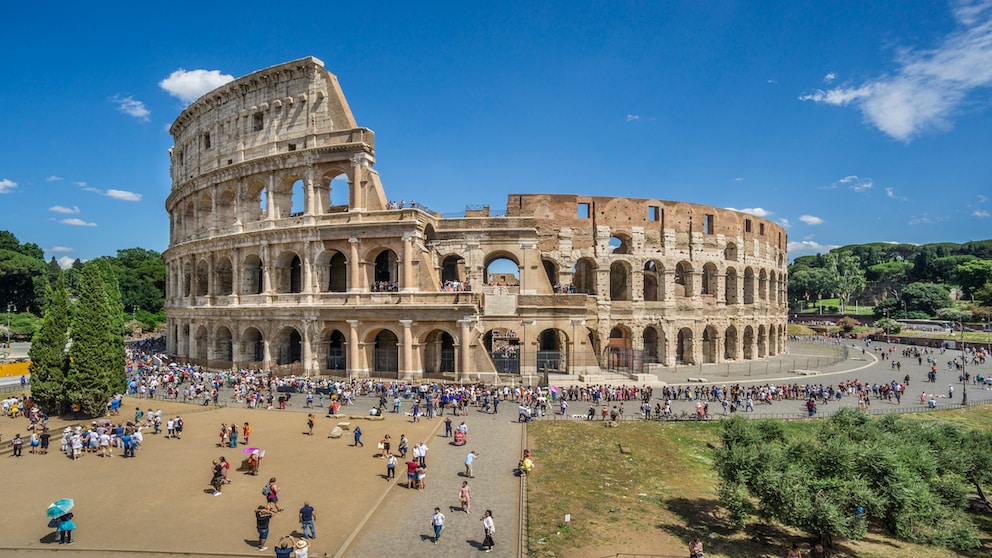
{"left": 171, "top": 171, "right": 351, "bottom": 241}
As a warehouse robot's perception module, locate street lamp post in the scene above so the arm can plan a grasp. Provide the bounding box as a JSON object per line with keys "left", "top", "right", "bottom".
{"left": 5, "top": 302, "right": 13, "bottom": 349}
{"left": 960, "top": 320, "right": 968, "bottom": 406}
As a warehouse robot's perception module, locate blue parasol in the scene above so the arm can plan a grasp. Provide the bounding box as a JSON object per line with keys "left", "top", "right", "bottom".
{"left": 46, "top": 499, "right": 74, "bottom": 518}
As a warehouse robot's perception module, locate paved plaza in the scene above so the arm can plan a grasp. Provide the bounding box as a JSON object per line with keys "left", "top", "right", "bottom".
{"left": 2, "top": 338, "right": 992, "bottom": 557}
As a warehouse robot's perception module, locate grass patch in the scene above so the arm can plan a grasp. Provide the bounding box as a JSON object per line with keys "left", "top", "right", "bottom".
{"left": 527, "top": 415, "right": 992, "bottom": 557}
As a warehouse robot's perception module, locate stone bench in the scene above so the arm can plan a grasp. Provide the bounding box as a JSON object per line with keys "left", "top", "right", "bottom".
{"left": 687, "top": 377, "right": 708, "bottom": 383}
{"left": 791, "top": 369, "right": 820, "bottom": 376}
{"left": 336, "top": 422, "right": 351, "bottom": 430}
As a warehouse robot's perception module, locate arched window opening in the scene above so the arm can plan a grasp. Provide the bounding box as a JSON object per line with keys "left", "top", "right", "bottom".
{"left": 743, "top": 326, "right": 755, "bottom": 359}
{"left": 243, "top": 255, "right": 263, "bottom": 295}
{"left": 643, "top": 261, "right": 662, "bottom": 301}
{"left": 702, "top": 326, "right": 718, "bottom": 364}
{"left": 643, "top": 327, "right": 660, "bottom": 363}
{"left": 675, "top": 261, "right": 692, "bottom": 297}
{"left": 182, "top": 266, "right": 192, "bottom": 297}
{"left": 725, "top": 267, "right": 739, "bottom": 304}
{"left": 326, "top": 251, "right": 347, "bottom": 292}
{"left": 543, "top": 259, "right": 560, "bottom": 292}
{"left": 759, "top": 270, "right": 768, "bottom": 301}
{"left": 701, "top": 263, "right": 718, "bottom": 295}
{"left": 276, "top": 328, "right": 302, "bottom": 365}
{"left": 215, "top": 327, "right": 233, "bottom": 363}
{"left": 325, "top": 330, "right": 346, "bottom": 370}
{"left": 275, "top": 252, "right": 302, "bottom": 293}
{"left": 610, "top": 261, "right": 630, "bottom": 301}
{"left": 724, "top": 243, "right": 738, "bottom": 261}
{"left": 724, "top": 326, "right": 738, "bottom": 360}
{"left": 484, "top": 329, "right": 519, "bottom": 374}
{"left": 373, "top": 250, "right": 399, "bottom": 291}
{"left": 290, "top": 179, "right": 305, "bottom": 216}
{"left": 423, "top": 330, "right": 456, "bottom": 374}
{"left": 537, "top": 329, "right": 567, "bottom": 373}
{"left": 242, "top": 328, "right": 265, "bottom": 364}
{"left": 441, "top": 255, "right": 465, "bottom": 285}
{"left": 485, "top": 256, "right": 519, "bottom": 286}
{"left": 193, "top": 326, "right": 208, "bottom": 359}
{"left": 609, "top": 235, "right": 631, "bottom": 254}
{"left": 198, "top": 193, "right": 212, "bottom": 232}
{"left": 217, "top": 188, "right": 236, "bottom": 228}
{"left": 374, "top": 330, "right": 399, "bottom": 374}
{"left": 289, "top": 255, "right": 302, "bottom": 293}
{"left": 195, "top": 260, "right": 209, "bottom": 296}
{"left": 327, "top": 173, "right": 350, "bottom": 210}
{"left": 676, "top": 328, "right": 694, "bottom": 364}
{"left": 572, "top": 258, "right": 597, "bottom": 295}
{"left": 184, "top": 201, "right": 195, "bottom": 237}
{"left": 743, "top": 268, "right": 755, "bottom": 304}
{"left": 424, "top": 224, "right": 437, "bottom": 244}
{"left": 606, "top": 326, "right": 632, "bottom": 369}
{"left": 757, "top": 325, "right": 767, "bottom": 358}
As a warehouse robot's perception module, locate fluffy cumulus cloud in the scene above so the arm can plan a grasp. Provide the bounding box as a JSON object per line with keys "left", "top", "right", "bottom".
{"left": 788, "top": 239, "right": 840, "bottom": 259}
{"left": 56, "top": 256, "right": 76, "bottom": 269}
{"left": 105, "top": 189, "right": 142, "bottom": 202}
{"left": 824, "top": 72, "right": 837, "bottom": 83}
{"left": 159, "top": 69, "right": 235, "bottom": 103}
{"left": 0, "top": 178, "right": 16, "bottom": 193}
{"left": 48, "top": 205, "right": 80, "bottom": 214}
{"left": 59, "top": 218, "right": 97, "bottom": 227}
{"left": 110, "top": 95, "right": 150, "bottom": 121}
{"left": 799, "top": 1, "right": 992, "bottom": 141}
{"left": 799, "top": 214, "right": 824, "bottom": 225}
{"left": 975, "top": 209, "right": 991, "bottom": 217}
{"left": 778, "top": 218, "right": 791, "bottom": 228}
{"left": 726, "top": 207, "right": 772, "bottom": 217}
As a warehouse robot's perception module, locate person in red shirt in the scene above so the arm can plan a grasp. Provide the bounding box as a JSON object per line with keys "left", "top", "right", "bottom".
{"left": 406, "top": 460, "right": 419, "bottom": 489}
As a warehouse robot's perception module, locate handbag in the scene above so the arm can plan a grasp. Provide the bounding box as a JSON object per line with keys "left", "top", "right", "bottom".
{"left": 377, "top": 442, "right": 385, "bottom": 449}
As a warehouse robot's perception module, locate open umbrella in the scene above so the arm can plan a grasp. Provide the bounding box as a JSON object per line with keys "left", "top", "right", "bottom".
{"left": 242, "top": 447, "right": 260, "bottom": 454}
{"left": 46, "top": 499, "right": 74, "bottom": 519}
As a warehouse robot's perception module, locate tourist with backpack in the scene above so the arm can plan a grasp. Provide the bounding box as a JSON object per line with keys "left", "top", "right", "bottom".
{"left": 264, "top": 477, "right": 283, "bottom": 512}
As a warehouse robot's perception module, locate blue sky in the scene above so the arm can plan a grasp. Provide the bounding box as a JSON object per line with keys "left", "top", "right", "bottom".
{"left": 2, "top": 1, "right": 991, "bottom": 266}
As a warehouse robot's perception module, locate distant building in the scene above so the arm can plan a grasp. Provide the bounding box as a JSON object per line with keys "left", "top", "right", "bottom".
{"left": 163, "top": 57, "right": 788, "bottom": 383}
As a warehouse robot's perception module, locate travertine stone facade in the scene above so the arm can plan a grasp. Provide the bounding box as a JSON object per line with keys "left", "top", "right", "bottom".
{"left": 164, "top": 57, "right": 788, "bottom": 382}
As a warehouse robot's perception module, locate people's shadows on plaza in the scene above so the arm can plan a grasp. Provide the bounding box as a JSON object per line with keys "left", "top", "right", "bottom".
{"left": 39, "top": 532, "right": 59, "bottom": 544}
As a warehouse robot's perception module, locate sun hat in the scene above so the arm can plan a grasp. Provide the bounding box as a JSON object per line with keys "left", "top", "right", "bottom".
{"left": 296, "top": 539, "right": 309, "bottom": 549}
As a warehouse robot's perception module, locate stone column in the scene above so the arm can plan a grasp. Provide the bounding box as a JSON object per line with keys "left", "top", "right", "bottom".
{"left": 400, "top": 319, "right": 415, "bottom": 379}
{"left": 348, "top": 237, "right": 362, "bottom": 292}
{"left": 347, "top": 319, "right": 364, "bottom": 377}
{"left": 401, "top": 232, "right": 417, "bottom": 292}
{"left": 262, "top": 245, "right": 273, "bottom": 294}
{"left": 305, "top": 168, "right": 316, "bottom": 216}
{"left": 519, "top": 241, "right": 536, "bottom": 294}
{"left": 262, "top": 337, "right": 272, "bottom": 369}
{"left": 716, "top": 272, "right": 726, "bottom": 304}
{"left": 458, "top": 318, "right": 474, "bottom": 379}
{"left": 302, "top": 319, "right": 313, "bottom": 377}
{"left": 231, "top": 247, "right": 241, "bottom": 304}
{"left": 303, "top": 240, "right": 314, "bottom": 298}
{"left": 265, "top": 173, "right": 276, "bottom": 220}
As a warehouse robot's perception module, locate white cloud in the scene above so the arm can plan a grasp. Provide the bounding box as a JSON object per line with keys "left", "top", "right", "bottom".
{"left": 159, "top": 68, "right": 235, "bottom": 103}
{"left": 46, "top": 176, "right": 62, "bottom": 182}
{"left": 48, "top": 205, "right": 80, "bottom": 214}
{"left": 788, "top": 240, "right": 840, "bottom": 259}
{"left": 799, "top": 1, "right": 992, "bottom": 141}
{"left": 885, "top": 187, "right": 908, "bottom": 201}
{"left": 56, "top": 256, "right": 76, "bottom": 269}
{"left": 908, "top": 213, "right": 946, "bottom": 225}
{"left": 47, "top": 246, "right": 74, "bottom": 253}
{"left": 625, "top": 114, "right": 640, "bottom": 122}
{"left": 799, "top": 214, "right": 824, "bottom": 225}
{"left": 824, "top": 72, "right": 837, "bottom": 83}
{"left": 733, "top": 177, "right": 744, "bottom": 182}
{"left": 105, "top": 189, "right": 142, "bottom": 202}
{"left": 974, "top": 209, "right": 991, "bottom": 218}
{"left": 110, "top": 95, "right": 150, "bottom": 122}
{"left": 833, "top": 175, "right": 873, "bottom": 192}
{"left": 778, "top": 218, "right": 791, "bottom": 228}
{"left": 726, "top": 207, "right": 772, "bottom": 217}
{"left": 0, "top": 178, "right": 16, "bottom": 193}
{"left": 767, "top": 79, "right": 778, "bottom": 84}
{"left": 73, "top": 181, "right": 87, "bottom": 187}
{"left": 60, "top": 218, "right": 97, "bottom": 227}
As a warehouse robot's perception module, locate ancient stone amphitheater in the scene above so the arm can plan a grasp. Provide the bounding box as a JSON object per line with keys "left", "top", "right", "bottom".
{"left": 164, "top": 57, "right": 788, "bottom": 383}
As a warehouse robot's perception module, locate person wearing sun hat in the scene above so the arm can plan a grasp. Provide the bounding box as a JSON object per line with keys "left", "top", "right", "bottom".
{"left": 293, "top": 537, "right": 309, "bottom": 558}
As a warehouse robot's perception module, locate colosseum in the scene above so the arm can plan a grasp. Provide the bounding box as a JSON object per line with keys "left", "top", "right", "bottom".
{"left": 163, "top": 56, "right": 788, "bottom": 384}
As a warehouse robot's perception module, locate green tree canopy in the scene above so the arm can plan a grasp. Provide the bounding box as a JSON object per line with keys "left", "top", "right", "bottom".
{"left": 28, "top": 273, "right": 70, "bottom": 414}
{"left": 902, "top": 282, "right": 953, "bottom": 316}
{"left": 955, "top": 259, "right": 992, "bottom": 298}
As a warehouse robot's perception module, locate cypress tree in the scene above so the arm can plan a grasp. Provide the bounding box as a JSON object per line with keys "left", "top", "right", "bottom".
{"left": 96, "top": 260, "right": 127, "bottom": 392}
{"left": 28, "top": 273, "right": 70, "bottom": 414}
{"left": 67, "top": 262, "right": 124, "bottom": 416}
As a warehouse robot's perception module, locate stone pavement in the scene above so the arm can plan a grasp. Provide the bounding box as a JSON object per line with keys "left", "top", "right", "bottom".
{"left": 340, "top": 407, "right": 523, "bottom": 557}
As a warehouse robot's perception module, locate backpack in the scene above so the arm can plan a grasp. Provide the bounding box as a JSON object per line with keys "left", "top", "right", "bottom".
{"left": 262, "top": 483, "right": 272, "bottom": 496}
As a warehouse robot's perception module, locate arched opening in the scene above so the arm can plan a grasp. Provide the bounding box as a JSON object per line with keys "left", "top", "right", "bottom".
{"left": 316, "top": 250, "right": 348, "bottom": 292}
{"left": 182, "top": 263, "right": 192, "bottom": 297}
{"left": 193, "top": 326, "right": 208, "bottom": 360}
{"left": 324, "top": 329, "right": 347, "bottom": 371}
{"left": 275, "top": 252, "right": 303, "bottom": 293}
{"left": 198, "top": 193, "right": 212, "bottom": 232}
{"left": 674, "top": 261, "right": 692, "bottom": 297}
{"left": 241, "top": 327, "right": 265, "bottom": 364}
{"left": 702, "top": 326, "right": 718, "bottom": 364}
{"left": 215, "top": 326, "right": 233, "bottom": 363}
{"left": 423, "top": 330, "right": 456, "bottom": 374}
{"left": 484, "top": 254, "right": 520, "bottom": 286}
{"left": 643, "top": 326, "right": 660, "bottom": 363}
{"left": 607, "top": 326, "right": 632, "bottom": 369}
{"left": 725, "top": 267, "right": 739, "bottom": 304}
{"left": 372, "top": 249, "right": 399, "bottom": 291}
{"left": 537, "top": 328, "right": 567, "bottom": 373}
{"left": 441, "top": 255, "right": 465, "bottom": 285}
{"left": 724, "top": 242, "right": 738, "bottom": 261}
{"left": 245, "top": 181, "right": 267, "bottom": 222}
{"left": 322, "top": 172, "right": 349, "bottom": 211}
{"left": 290, "top": 178, "right": 305, "bottom": 216}
{"left": 757, "top": 325, "right": 767, "bottom": 358}
{"left": 373, "top": 330, "right": 399, "bottom": 375}
{"left": 743, "top": 326, "right": 755, "bottom": 359}
{"left": 768, "top": 324, "right": 779, "bottom": 356}
{"left": 484, "top": 329, "right": 519, "bottom": 374}
{"left": 195, "top": 259, "right": 209, "bottom": 296}
{"left": 424, "top": 224, "right": 437, "bottom": 244}
{"left": 215, "top": 257, "right": 233, "bottom": 296}
{"left": 276, "top": 327, "right": 303, "bottom": 365}
{"left": 676, "top": 327, "right": 694, "bottom": 364}
{"left": 743, "top": 267, "right": 755, "bottom": 304}
{"left": 759, "top": 270, "right": 768, "bottom": 302}
{"left": 543, "top": 259, "right": 559, "bottom": 291}
{"left": 768, "top": 271, "right": 777, "bottom": 305}
{"left": 610, "top": 261, "right": 631, "bottom": 301}
{"left": 724, "top": 325, "right": 738, "bottom": 360}
{"left": 643, "top": 261, "right": 663, "bottom": 301}
{"left": 572, "top": 257, "right": 597, "bottom": 295}
{"left": 184, "top": 201, "right": 195, "bottom": 237}
{"left": 243, "top": 254, "right": 263, "bottom": 295}
{"left": 609, "top": 235, "right": 631, "bottom": 254}
{"left": 217, "top": 187, "right": 236, "bottom": 228}
{"left": 701, "top": 262, "right": 718, "bottom": 296}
